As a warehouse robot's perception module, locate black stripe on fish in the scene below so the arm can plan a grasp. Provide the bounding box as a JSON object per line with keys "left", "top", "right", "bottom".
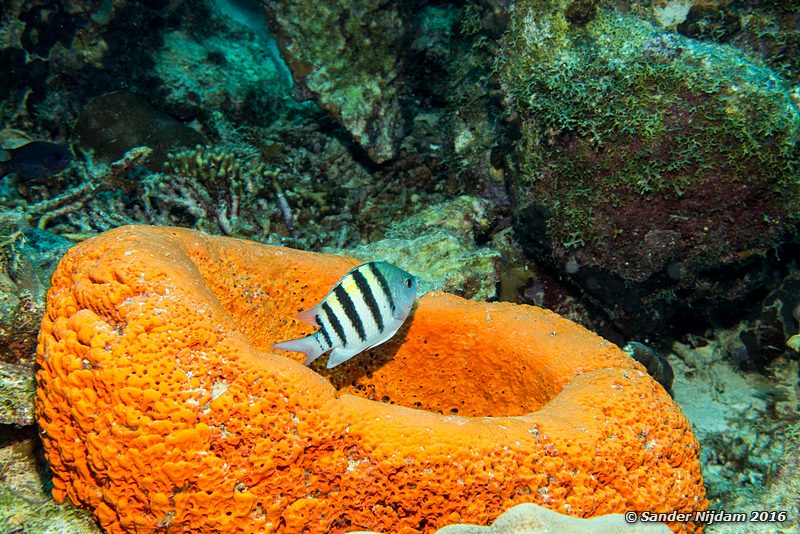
{"left": 334, "top": 284, "right": 366, "bottom": 342}
{"left": 353, "top": 268, "right": 384, "bottom": 333}
{"left": 316, "top": 314, "right": 333, "bottom": 348}
{"left": 322, "top": 302, "right": 347, "bottom": 347}
{"left": 368, "top": 262, "right": 395, "bottom": 315}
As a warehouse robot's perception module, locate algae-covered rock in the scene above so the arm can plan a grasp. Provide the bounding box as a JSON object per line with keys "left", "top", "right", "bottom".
{"left": 340, "top": 196, "right": 501, "bottom": 300}
{"left": 154, "top": 23, "right": 293, "bottom": 124}
{"left": 0, "top": 267, "right": 40, "bottom": 365}
{"left": 264, "top": 0, "right": 405, "bottom": 163}
{"left": 709, "top": 423, "right": 800, "bottom": 533}
{"left": 0, "top": 361, "right": 35, "bottom": 426}
{"left": 496, "top": 2, "right": 800, "bottom": 335}
{"left": 0, "top": 227, "right": 61, "bottom": 366}
{"left": 0, "top": 225, "right": 71, "bottom": 425}
{"left": 351, "top": 233, "right": 501, "bottom": 301}
{"left": 0, "top": 435, "right": 99, "bottom": 533}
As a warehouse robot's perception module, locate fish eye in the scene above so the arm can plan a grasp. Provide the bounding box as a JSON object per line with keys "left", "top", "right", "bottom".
{"left": 404, "top": 278, "right": 412, "bottom": 288}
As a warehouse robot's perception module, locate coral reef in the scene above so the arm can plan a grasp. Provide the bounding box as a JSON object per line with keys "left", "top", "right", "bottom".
{"left": 7, "top": 146, "right": 153, "bottom": 237}
{"left": 496, "top": 1, "right": 800, "bottom": 336}
{"left": 36, "top": 226, "right": 705, "bottom": 533}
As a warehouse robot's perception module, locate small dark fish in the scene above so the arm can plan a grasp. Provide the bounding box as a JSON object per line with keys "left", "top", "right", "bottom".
{"left": 623, "top": 341, "right": 674, "bottom": 392}
{"left": 0, "top": 141, "right": 72, "bottom": 181}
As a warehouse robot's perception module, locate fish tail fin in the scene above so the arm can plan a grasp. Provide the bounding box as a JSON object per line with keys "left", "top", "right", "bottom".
{"left": 273, "top": 335, "right": 326, "bottom": 366}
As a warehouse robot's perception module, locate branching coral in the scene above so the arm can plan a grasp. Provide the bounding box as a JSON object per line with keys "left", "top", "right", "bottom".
{"left": 143, "top": 144, "right": 287, "bottom": 237}
{"left": 28, "top": 146, "right": 152, "bottom": 234}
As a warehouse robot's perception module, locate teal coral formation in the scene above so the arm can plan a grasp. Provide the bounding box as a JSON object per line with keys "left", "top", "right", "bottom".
{"left": 154, "top": 23, "right": 294, "bottom": 124}
{"left": 495, "top": 0, "right": 800, "bottom": 332}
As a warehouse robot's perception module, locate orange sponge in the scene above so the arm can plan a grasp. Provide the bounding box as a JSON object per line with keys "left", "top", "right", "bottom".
{"left": 36, "top": 226, "right": 706, "bottom": 533}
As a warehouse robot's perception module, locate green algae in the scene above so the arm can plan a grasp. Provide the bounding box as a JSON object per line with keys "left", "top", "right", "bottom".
{"left": 496, "top": 2, "right": 800, "bottom": 270}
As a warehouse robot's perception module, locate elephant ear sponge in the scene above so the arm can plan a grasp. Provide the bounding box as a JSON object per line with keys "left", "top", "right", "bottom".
{"left": 35, "top": 226, "right": 707, "bottom": 533}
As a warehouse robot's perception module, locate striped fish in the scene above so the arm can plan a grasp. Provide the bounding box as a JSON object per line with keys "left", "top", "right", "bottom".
{"left": 273, "top": 261, "right": 418, "bottom": 369}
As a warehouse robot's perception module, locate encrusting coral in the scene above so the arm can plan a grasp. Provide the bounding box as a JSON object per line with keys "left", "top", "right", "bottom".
{"left": 35, "top": 226, "right": 707, "bottom": 533}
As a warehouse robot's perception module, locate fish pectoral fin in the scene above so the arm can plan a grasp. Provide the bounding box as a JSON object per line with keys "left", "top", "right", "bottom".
{"left": 326, "top": 324, "right": 404, "bottom": 369}
{"left": 326, "top": 347, "right": 365, "bottom": 369}
{"left": 363, "top": 324, "right": 401, "bottom": 352}
{"left": 295, "top": 305, "right": 321, "bottom": 326}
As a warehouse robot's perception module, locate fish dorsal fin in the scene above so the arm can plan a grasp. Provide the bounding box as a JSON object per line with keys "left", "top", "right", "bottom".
{"left": 296, "top": 305, "right": 321, "bottom": 326}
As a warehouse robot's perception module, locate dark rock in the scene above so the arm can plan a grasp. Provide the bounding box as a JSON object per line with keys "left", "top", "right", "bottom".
{"left": 74, "top": 92, "right": 206, "bottom": 168}
{"left": 564, "top": 0, "right": 597, "bottom": 26}
{"left": 736, "top": 264, "right": 800, "bottom": 370}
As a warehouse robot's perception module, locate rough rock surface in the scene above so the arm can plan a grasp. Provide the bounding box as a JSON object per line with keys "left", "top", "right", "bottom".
{"left": 264, "top": 0, "right": 406, "bottom": 162}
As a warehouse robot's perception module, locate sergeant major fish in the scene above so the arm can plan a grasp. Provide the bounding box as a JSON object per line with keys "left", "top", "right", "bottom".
{"left": 273, "top": 261, "right": 418, "bottom": 369}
